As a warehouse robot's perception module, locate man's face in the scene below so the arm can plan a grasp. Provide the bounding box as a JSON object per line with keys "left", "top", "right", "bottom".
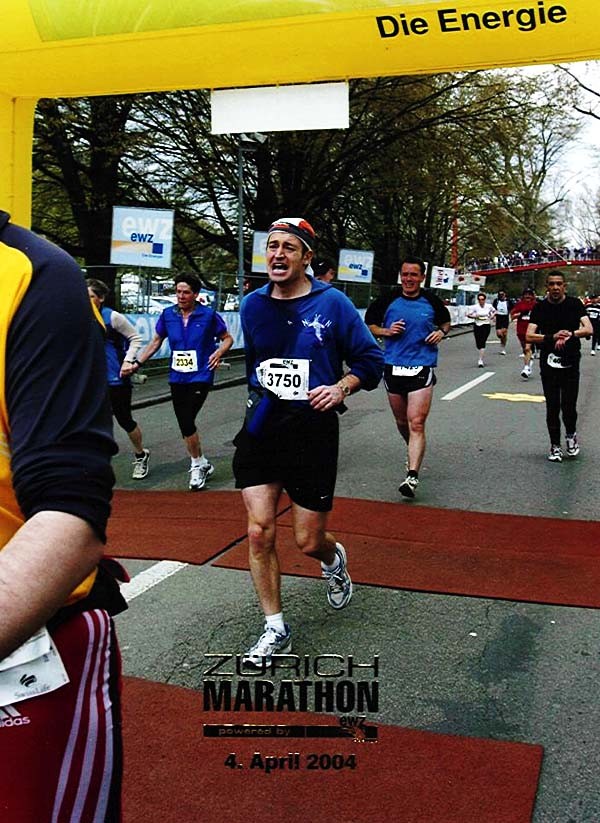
{"left": 546, "top": 277, "right": 566, "bottom": 302}
{"left": 266, "top": 232, "right": 312, "bottom": 286}
{"left": 399, "top": 263, "right": 425, "bottom": 296}
{"left": 176, "top": 282, "right": 198, "bottom": 311}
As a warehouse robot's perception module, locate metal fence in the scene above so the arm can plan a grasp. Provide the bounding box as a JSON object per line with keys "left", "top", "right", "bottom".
{"left": 83, "top": 265, "right": 505, "bottom": 321}
{"left": 82, "top": 265, "right": 389, "bottom": 314}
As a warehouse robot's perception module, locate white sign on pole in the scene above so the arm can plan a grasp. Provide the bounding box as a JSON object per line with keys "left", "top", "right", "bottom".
{"left": 251, "top": 231, "right": 268, "bottom": 273}
{"left": 211, "top": 83, "right": 349, "bottom": 134}
{"left": 337, "top": 248, "right": 374, "bottom": 283}
{"left": 430, "top": 266, "right": 455, "bottom": 290}
{"left": 110, "top": 206, "right": 174, "bottom": 268}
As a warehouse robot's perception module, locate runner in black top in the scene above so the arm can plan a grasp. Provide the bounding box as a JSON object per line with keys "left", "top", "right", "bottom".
{"left": 526, "top": 271, "right": 592, "bottom": 462}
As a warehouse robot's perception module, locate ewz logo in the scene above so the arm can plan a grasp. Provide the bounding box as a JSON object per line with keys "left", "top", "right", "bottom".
{"left": 130, "top": 232, "right": 163, "bottom": 255}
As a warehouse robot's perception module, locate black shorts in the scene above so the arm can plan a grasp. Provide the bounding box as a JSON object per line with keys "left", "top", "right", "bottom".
{"left": 170, "top": 382, "right": 210, "bottom": 438}
{"left": 108, "top": 383, "right": 137, "bottom": 433}
{"left": 473, "top": 324, "right": 491, "bottom": 349}
{"left": 495, "top": 315, "right": 509, "bottom": 330}
{"left": 233, "top": 407, "right": 339, "bottom": 512}
{"left": 383, "top": 365, "right": 436, "bottom": 396}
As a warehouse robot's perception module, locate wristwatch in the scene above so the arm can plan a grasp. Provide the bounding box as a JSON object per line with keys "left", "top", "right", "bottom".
{"left": 337, "top": 379, "right": 351, "bottom": 397}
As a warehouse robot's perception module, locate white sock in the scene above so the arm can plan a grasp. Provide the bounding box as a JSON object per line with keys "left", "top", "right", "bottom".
{"left": 321, "top": 547, "right": 341, "bottom": 573}
{"left": 265, "top": 612, "right": 285, "bottom": 634}
{"left": 190, "top": 456, "right": 202, "bottom": 468}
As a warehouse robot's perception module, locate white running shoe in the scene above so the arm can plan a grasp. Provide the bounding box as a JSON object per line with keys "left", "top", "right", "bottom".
{"left": 242, "top": 623, "right": 292, "bottom": 668}
{"left": 547, "top": 445, "right": 563, "bottom": 463}
{"left": 189, "top": 465, "right": 202, "bottom": 490}
{"left": 399, "top": 474, "right": 419, "bottom": 498}
{"left": 478, "top": 358, "right": 484, "bottom": 368}
{"left": 591, "top": 349, "right": 596, "bottom": 356}
{"left": 132, "top": 448, "right": 150, "bottom": 479}
{"left": 565, "top": 435, "right": 580, "bottom": 458}
{"left": 188, "top": 461, "right": 214, "bottom": 491}
{"left": 500, "top": 350, "right": 506, "bottom": 356}
{"left": 321, "top": 543, "right": 353, "bottom": 609}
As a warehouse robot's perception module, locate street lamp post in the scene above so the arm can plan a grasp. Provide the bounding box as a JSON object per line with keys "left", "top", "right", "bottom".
{"left": 236, "top": 132, "right": 267, "bottom": 305}
{"left": 237, "top": 143, "right": 245, "bottom": 304}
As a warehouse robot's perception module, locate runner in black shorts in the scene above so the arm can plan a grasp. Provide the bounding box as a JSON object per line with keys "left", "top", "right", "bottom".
{"left": 366, "top": 256, "right": 450, "bottom": 498}
{"left": 233, "top": 217, "right": 383, "bottom": 667}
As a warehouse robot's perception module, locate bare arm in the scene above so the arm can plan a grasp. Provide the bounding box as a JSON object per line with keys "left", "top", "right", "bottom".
{"left": 367, "top": 321, "right": 405, "bottom": 338}
{"left": 526, "top": 315, "right": 593, "bottom": 347}
{"left": 208, "top": 331, "right": 234, "bottom": 370}
{"left": 0, "top": 512, "right": 103, "bottom": 660}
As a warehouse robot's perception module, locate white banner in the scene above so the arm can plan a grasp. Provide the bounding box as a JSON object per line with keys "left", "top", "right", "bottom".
{"left": 110, "top": 206, "right": 174, "bottom": 268}
{"left": 337, "top": 248, "right": 374, "bottom": 283}
{"left": 430, "top": 266, "right": 455, "bottom": 290}
{"left": 251, "top": 231, "right": 268, "bottom": 273}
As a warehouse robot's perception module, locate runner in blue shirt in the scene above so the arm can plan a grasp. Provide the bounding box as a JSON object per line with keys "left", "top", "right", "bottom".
{"left": 365, "top": 257, "right": 450, "bottom": 498}
{"left": 87, "top": 278, "right": 151, "bottom": 480}
{"left": 233, "top": 217, "right": 383, "bottom": 667}
{"left": 126, "top": 273, "right": 233, "bottom": 490}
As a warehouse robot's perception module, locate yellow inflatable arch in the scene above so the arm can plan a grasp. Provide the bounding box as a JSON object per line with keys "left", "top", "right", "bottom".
{"left": 2, "top": 0, "right": 599, "bottom": 222}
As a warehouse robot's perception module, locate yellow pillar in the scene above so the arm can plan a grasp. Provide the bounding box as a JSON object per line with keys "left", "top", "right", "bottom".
{"left": 0, "top": 95, "right": 36, "bottom": 227}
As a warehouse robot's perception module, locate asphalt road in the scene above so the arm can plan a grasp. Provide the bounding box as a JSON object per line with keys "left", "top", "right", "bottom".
{"left": 112, "top": 329, "right": 600, "bottom": 822}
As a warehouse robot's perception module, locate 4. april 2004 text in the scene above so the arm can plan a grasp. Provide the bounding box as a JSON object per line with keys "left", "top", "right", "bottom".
{"left": 223, "top": 752, "right": 357, "bottom": 772}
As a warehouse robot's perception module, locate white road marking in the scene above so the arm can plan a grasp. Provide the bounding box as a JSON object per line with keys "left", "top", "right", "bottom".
{"left": 120, "top": 560, "right": 188, "bottom": 603}
{"left": 441, "top": 372, "right": 495, "bottom": 401}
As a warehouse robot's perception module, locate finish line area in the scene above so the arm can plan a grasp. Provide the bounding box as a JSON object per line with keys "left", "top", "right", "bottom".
{"left": 110, "top": 331, "right": 600, "bottom": 822}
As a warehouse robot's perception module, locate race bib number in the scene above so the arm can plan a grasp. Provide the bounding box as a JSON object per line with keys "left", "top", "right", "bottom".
{"left": 256, "top": 358, "right": 310, "bottom": 400}
{"left": 392, "top": 365, "right": 424, "bottom": 378}
{"left": 172, "top": 349, "right": 198, "bottom": 373}
{"left": 547, "top": 353, "right": 571, "bottom": 369}
{"left": 0, "top": 628, "right": 69, "bottom": 706}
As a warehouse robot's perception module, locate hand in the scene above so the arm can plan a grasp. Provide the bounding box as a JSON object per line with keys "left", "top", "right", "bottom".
{"left": 554, "top": 330, "right": 572, "bottom": 350}
{"left": 424, "top": 329, "right": 445, "bottom": 345}
{"left": 120, "top": 361, "right": 136, "bottom": 378}
{"left": 308, "top": 384, "right": 345, "bottom": 411}
{"left": 387, "top": 320, "right": 405, "bottom": 336}
{"left": 208, "top": 350, "right": 222, "bottom": 370}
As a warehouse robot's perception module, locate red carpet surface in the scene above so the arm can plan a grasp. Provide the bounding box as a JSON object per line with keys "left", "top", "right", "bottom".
{"left": 215, "top": 498, "right": 600, "bottom": 608}
{"left": 122, "top": 677, "right": 543, "bottom": 823}
{"left": 107, "top": 490, "right": 288, "bottom": 565}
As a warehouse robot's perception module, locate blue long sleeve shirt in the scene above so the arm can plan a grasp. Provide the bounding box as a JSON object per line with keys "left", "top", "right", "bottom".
{"left": 241, "top": 279, "right": 383, "bottom": 401}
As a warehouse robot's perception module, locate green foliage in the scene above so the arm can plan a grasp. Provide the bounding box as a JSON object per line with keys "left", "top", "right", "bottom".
{"left": 32, "top": 68, "right": 583, "bottom": 288}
